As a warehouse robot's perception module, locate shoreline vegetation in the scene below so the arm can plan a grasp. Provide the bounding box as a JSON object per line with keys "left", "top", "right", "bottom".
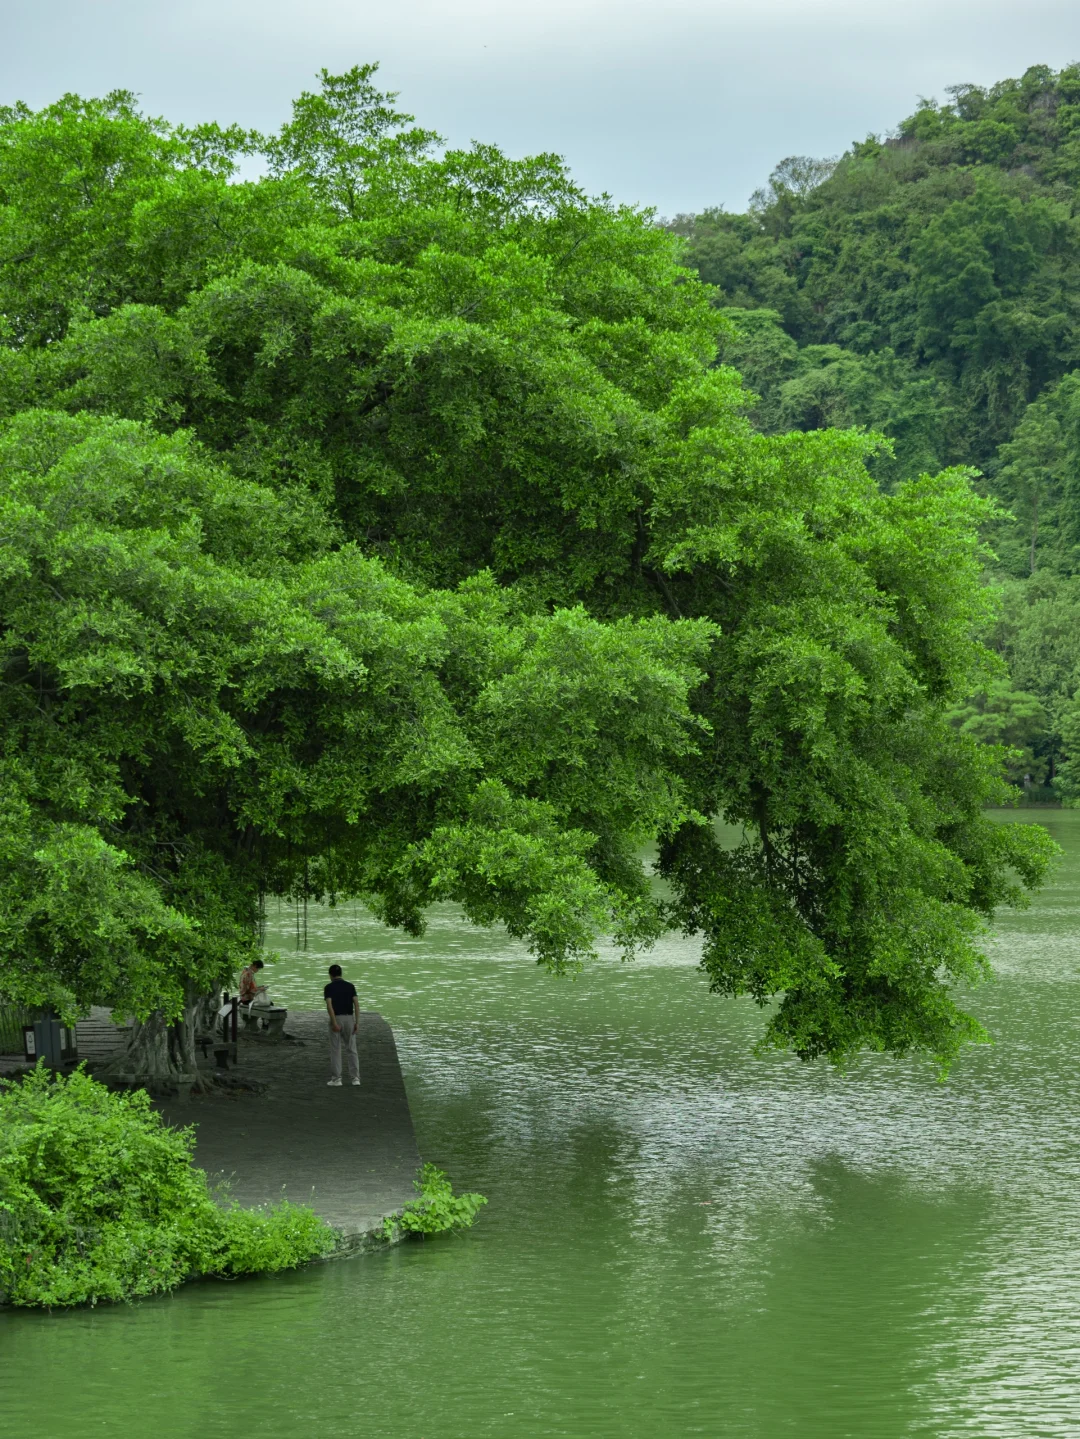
{"left": 0, "top": 1066, "right": 486, "bottom": 1309}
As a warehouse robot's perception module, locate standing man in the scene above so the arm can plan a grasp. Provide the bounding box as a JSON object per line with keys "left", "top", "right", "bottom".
{"left": 324, "top": 963, "right": 361, "bottom": 1087}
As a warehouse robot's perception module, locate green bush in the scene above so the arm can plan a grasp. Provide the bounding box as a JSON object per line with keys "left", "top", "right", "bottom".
{"left": 212, "top": 1198, "right": 335, "bottom": 1276}
{"left": 0, "top": 1066, "right": 335, "bottom": 1307}
{"left": 384, "top": 1163, "right": 487, "bottom": 1240}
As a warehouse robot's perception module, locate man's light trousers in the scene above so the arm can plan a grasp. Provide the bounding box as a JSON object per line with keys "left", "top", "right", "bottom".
{"left": 329, "top": 1013, "right": 360, "bottom": 1082}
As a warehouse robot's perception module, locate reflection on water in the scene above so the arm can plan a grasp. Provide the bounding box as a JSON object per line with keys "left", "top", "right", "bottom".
{"left": 4, "top": 812, "right": 1080, "bottom": 1437}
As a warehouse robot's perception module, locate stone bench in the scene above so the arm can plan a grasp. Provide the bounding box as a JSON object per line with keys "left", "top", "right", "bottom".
{"left": 240, "top": 1002, "right": 289, "bottom": 1039}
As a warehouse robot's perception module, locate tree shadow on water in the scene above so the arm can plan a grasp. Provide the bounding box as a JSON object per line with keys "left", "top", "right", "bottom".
{"left": 716, "top": 1152, "right": 1000, "bottom": 1439}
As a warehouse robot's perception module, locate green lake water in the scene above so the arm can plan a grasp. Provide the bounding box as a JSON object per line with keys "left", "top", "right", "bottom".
{"left": 4, "top": 810, "right": 1080, "bottom": 1437}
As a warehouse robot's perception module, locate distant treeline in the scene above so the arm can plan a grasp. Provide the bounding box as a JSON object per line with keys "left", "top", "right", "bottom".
{"left": 670, "top": 64, "right": 1080, "bottom": 797}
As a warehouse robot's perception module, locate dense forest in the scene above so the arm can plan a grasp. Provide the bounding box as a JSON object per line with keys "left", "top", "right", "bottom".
{"left": 670, "top": 63, "right": 1080, "bottom": 800}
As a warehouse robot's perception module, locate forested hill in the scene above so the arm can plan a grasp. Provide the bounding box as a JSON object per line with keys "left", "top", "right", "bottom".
{"left": 670, "top": 64, "right": 1080, "bottom": 796}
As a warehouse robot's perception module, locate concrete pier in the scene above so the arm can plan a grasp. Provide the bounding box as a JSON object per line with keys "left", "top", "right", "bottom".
{"left": 156, "top": 1010, "right": 421, "bottom": 1249}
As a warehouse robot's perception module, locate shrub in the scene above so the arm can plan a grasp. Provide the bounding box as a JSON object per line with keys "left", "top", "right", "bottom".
{"left": 384, "top": 1163, "right": 487, "bottom": 1240}
{"left": 0, "top": 1066, "right": 335, "bottom": 1307}
{"left": 212, "top": 1199, "right": 336, "bottom": 1276}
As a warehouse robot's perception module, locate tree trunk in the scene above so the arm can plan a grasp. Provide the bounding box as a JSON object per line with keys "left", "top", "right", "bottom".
{"left": 104, "top": 989, "right": 213, "bottom": 1096}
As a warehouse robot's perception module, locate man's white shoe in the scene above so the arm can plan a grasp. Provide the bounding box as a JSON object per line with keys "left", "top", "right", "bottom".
{"left": 351, "top": 1078, "right": 361, "bottom": 1086}
{"left": 327, "top": 1077, "right": 342, "bottom": 1087}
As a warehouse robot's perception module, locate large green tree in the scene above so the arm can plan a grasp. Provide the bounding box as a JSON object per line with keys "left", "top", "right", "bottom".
{"left": 0, "top": 408, "right": 712, "bottom": 1077}
{"left": 0, "top": 68, "right": 1056, "bottom": 1072}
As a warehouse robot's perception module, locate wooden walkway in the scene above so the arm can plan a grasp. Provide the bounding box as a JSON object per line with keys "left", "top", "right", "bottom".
{"left": 74, "top": 1008, "right": 134, "bottom": 1059}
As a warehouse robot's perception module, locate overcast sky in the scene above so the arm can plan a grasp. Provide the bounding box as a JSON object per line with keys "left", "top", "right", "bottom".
{"left": 4, "top": 0, "right": 1080, "bottom": 215}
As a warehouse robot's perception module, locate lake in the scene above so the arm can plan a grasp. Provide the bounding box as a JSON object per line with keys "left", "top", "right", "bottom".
{"left": 3, "top": 810, "right": 1079, "bottom": 1437}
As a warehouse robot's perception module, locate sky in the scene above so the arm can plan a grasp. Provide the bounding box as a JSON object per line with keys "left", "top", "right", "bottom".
{"left": 4, "top": 0, "right": 1080, "bottom": 216}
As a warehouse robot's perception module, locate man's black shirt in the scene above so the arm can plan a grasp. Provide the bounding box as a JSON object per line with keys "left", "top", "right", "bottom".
{"left": 324, "top": 978, "right": 357, "bottom": 1016}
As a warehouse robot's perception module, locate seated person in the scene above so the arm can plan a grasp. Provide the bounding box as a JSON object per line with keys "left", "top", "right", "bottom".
{"left": 238, "top": 957, "right": 265, "bottom": 1005}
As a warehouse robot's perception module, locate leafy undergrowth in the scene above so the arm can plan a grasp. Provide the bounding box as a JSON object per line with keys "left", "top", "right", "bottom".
{"left": 0, "top": 1066, "right": 335, "bottom": 1307}
{"left": 384, "top": 1163, "right": 487, "bottom": 1241}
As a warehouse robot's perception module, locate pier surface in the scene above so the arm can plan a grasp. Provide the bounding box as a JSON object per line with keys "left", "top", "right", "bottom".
{"left": 155, "top": 1010, "right": 420, "bottom": 1246}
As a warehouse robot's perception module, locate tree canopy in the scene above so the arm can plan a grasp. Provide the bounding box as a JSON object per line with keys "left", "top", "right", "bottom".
{"left": 0, "top": 408, "right": 712, "bottom": 1022}
{"left": 0, "top": 66, "right": 1056, "bottom": 1068}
